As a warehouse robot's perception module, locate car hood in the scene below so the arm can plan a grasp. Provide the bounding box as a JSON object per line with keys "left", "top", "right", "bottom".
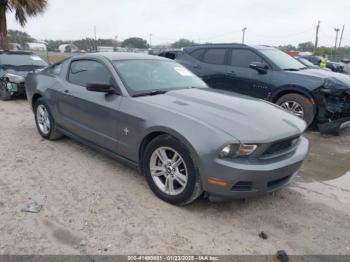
{"left": 0, "top": 69, "right": 31, "bottom": 78}
{"left": 138, "top": 88, "right": 306, "bottom": 143}
{"left": 287, "top": 68, "right": 350, "bottom": 88}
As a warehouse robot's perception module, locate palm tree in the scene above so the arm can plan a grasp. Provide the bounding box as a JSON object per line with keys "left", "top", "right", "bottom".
{"left": 0, "top": 0, "right": 48, "bottom": 49}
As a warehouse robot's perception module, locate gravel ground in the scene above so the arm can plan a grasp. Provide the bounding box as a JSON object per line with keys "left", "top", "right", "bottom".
{"left": 0, "top": 99, "right": 349, "bottom": 255}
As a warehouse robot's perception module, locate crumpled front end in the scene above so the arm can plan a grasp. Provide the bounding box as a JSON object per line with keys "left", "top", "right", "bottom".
{"left": 313, "top": 78, "right": 350, "bottom": 134}
{"left": 0, "top": 72, "right": 26, "bottom": 96}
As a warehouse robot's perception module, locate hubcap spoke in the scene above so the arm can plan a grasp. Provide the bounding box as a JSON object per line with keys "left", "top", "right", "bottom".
{"left": 156, "top": 148, "right": 169, "bottom": 164}
{"left": 150, "top": 166, "right": 166, "bottom": 177}
{"left": 281, "top": 101, "right": 304, "bottom": 119}
{"left": 174, "top": 171, "right": 187, "bottom": 187}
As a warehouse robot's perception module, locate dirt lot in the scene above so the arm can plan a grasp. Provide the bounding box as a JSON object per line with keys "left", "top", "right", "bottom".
{"left": 0, "top": 99, "right": 349, "bottom": 255}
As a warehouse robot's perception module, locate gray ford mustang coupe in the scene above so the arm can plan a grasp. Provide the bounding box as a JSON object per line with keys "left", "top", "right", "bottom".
{"left": 25, "top": 53, "right": 309, "bottom": 205}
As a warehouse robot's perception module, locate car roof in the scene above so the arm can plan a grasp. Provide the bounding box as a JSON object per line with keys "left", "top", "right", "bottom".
{"left": 0, "top": 50, "right": 34, "bottom": 55}
{"left": 73, "top": 52, "right": 168, "bottom": 61}
{"left": 184, "top": 44, "right": 277, "bottom": 52}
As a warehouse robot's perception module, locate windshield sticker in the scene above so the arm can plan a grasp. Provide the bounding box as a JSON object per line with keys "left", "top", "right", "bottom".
{"left": 174, "top": 66, "right": 193, "bottom": 76}
{"left": 31, "top": 56, "right": 42, "bottom": 61}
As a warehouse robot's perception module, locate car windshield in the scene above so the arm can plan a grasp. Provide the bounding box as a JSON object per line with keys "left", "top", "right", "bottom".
{"left": 259, "top": 49, "right": 307, "bottom": 71}
{"left": 113, "top": 59, "right": 207, "bottom": 95}
{"left": 0, "top": 54, "right": 48, "bottom": 68}
{"left": 297, "top": 57, "right": 315, "bottom": 67}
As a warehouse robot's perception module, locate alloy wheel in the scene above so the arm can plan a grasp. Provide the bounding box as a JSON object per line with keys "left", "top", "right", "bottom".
{"left": 36, "top": 104, "right": 51, "bottom": 135}
{"left": 280, "top": 101, "right": 304, "bottom": 119}
{"left": 149, "top": 147, "right": 188, "bottom": 196}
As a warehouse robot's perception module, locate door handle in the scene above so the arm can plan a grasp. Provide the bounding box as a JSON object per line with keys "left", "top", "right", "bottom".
{"left": 193, "top": 64, "right": 201, "bottom": 69}
{"left": 64, "top": 90, "right": 70, "bottom": 94}
{"left": 227, "top": 70, "right": 236, "bottom": 76}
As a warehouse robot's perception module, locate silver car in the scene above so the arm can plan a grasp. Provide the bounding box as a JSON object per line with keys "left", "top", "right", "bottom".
{"left": 25, "top": 53, "right": 309, "bottom": 205}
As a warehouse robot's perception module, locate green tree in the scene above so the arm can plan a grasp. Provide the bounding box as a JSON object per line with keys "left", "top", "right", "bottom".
{"left": 171, "top": 38, "right": 196, "bottom": 48}
{"left": 121, "top": 37, "right": 149, "bottom": 49}
{"left": 7, "top": 29, "right": 34, "bottom": 47}
{"left": 297, "top": 41, "right": 315, "bottom": 52}
{"left": 45, "top": 40, "right": 66, "bottom": 51}
{"left": 0, "top": 0, "right": 48, "bottom": 49}
{"left": 278, "top": 44, "right": 297, "bottom": 52}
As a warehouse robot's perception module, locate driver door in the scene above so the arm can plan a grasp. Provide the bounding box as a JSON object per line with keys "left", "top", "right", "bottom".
{"left": 226, "top": 49, "right": 272, "bottom": 99}
{"left": 57, "top": 59, "right": 122, "bottom": 152}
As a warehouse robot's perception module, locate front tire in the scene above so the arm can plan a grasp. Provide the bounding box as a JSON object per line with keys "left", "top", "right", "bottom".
{"left": 276, "top": 94, "right": 316, "bottom": 125}
{"left": 0, "top": 81, "right": 12, "bottom": 101}
{"left": 34, "top": 98, "right": 62, "bottom": 140}
{"left": 142, "top": 135, "right": 202, "bottom": 205}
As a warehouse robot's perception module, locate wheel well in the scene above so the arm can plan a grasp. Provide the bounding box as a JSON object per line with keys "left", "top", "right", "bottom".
{"left": 272, "top": 90, "right": 313, "bottom": 103}
{"left": 32, "top": 94, "right": 42, "bottom": 109}
{"left": 139, "top": 131, "right": 168, "bottom": 161}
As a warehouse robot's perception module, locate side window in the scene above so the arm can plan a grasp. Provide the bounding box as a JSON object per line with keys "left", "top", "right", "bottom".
{"left": 189, "top": 49, "right": 204, "bottom": 60}
{"left": 202, "top": 49, "right": 227, "bottom": 65}
{"left": 231, "top": 49, "right": 264, "bottom": 68}
{"left": 48, "top": 63, "right": 62, "bottom": 76}
{"left": 68, "top": 60, "right": 113, "bottom": 87}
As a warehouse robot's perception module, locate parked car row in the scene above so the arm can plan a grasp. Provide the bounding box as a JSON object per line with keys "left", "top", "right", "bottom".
{"left": 0, "top": 46, "right": 349, "bottom": 205}
{"left": 300, "top": 55, "right": 345, "bottom": 73}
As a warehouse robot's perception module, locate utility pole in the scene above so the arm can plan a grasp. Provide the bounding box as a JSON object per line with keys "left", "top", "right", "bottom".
{"left": 242, "top": 27, "right": 247, "bottom": 44}
{"left": 94, "top": 25, "right": 97, "bottom": 52}
{"left": 314, "top": 21, "right": 320, "bottom": 54}
{"left": 338, "top": 25, "right": 345, "bottom": 49}
{"left": 149, "top": 33, "right": 153, "bottom": 48}
{"left": 334, "top": 28, "right": 340, "bottom": 52}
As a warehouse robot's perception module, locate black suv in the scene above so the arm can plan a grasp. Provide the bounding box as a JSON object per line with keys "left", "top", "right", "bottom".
{"left": 176, "top": 44, "right": 350, "bottom": 133}
{"left": 0, "top": 50, "right": 48, "bottom": 100}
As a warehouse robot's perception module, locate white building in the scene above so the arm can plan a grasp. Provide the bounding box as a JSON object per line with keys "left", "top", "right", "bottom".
{"left": 58, "top": 44, "right": 79, "bottom": 53}
{"left": 97, "top": 46, "right": 114, "bottom": 52}
{"left": 25, "top": 42, "right": 47, "bottom": 51}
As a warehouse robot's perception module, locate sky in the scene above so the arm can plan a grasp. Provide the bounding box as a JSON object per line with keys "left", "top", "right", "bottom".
{"left": 6, "top": 0, "right": 350, "bottom": 47}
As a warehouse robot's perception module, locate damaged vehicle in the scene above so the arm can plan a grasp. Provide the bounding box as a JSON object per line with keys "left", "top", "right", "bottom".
{"left": 25, "top": 53, "right": 309, "bottom": 205}
{"left": 0, "top": 50, "right": 48, "bottom": 101}
{"left": 176, "top": 44, "right": 350, "bottom": 133}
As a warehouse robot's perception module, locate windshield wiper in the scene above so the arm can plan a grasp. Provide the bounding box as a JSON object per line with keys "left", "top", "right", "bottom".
{"left": 133, "top": 90, "right": 168, "bottom": 97}
{"left": 283, "top": 68, "right": 300, "bottom": 71}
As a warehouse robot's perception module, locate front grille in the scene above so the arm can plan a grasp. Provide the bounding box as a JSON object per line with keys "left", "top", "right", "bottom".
{"left": 267, "top": 175, "right": 291, "bottom": 189}
{"left": 263, "top": 136, "right": 299, "bottom": 157}
{"left": 231, "top": 181, "right": 252, "bottom": 192}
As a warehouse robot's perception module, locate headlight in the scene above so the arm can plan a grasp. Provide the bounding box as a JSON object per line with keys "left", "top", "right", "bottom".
{"left": 219, "top": 144, "right": 258, "bottom": 158}
{"left": 5, "top": 73, "right": 25, "bottom": 84}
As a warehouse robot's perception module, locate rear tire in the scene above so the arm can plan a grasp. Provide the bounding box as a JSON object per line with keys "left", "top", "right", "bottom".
{"left": 276, "top": 94, "right": 316, "bottom": 126}
{"left": 142, "top": 135, "right": 202, "bottom": 205}
{"left": 0, "top": 81, "right": 12, "bottom": 101}
{"left": 34, "top": 98, "right": 62, "bottom": 140}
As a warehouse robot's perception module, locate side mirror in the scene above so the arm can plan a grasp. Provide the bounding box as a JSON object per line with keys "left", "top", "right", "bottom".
{"left": 249, "top": 62, "right": 268, "bottom": 74}
{"left": 86, "top": 83, "right": 117, "bottom": 94}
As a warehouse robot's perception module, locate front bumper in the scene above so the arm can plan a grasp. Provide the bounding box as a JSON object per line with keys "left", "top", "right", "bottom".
{"left": 201, "top": 136, "right": 309, "bottom": 199}
{"left": 313, "top": 88, "right": 350, "bottom": 134}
